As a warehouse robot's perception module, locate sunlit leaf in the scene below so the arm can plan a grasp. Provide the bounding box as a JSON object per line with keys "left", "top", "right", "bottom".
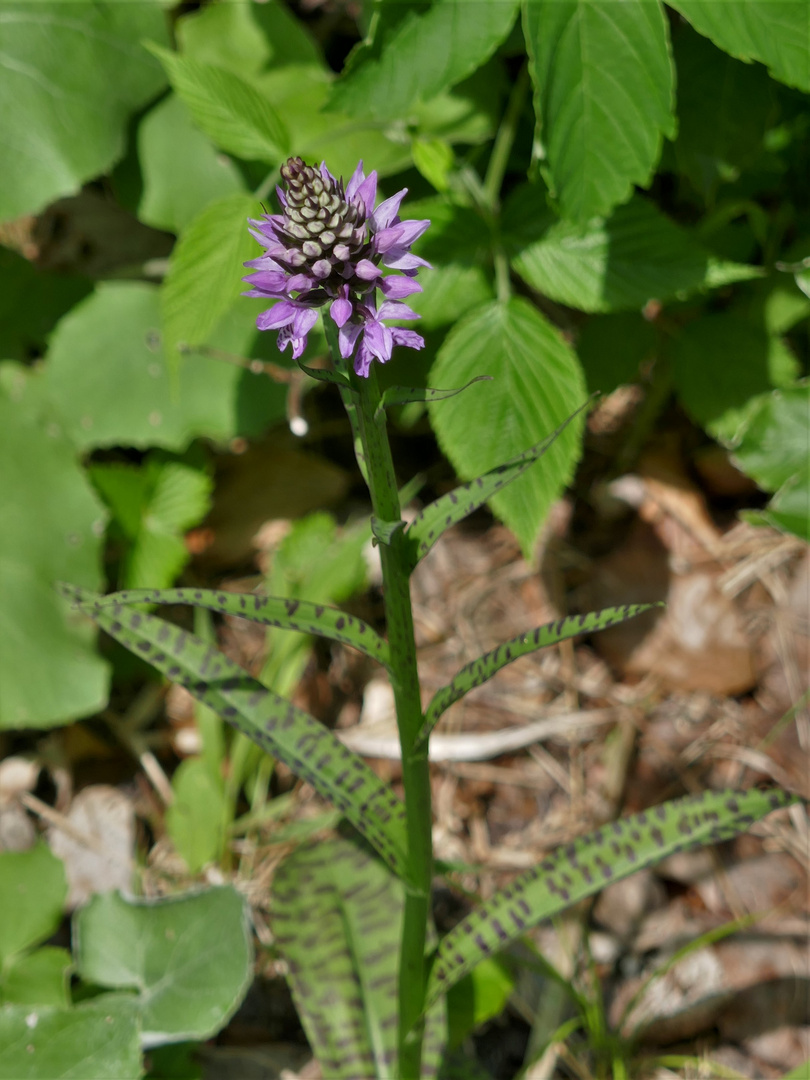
{"left": 0, "top": 1, "right": 168, "bottom": 218}
{"left": 504, "top": 188, "right": 761, "bottom": 314}
{"left": 61, "top": 586, "right": 411, "bottom": 882}
{"left": 75, "top": 887, "right": 252, "bottom": 1047}
{"left": 328, "top": 0, "right": 519, "bottom": 121}
{"left": 90, "top": 586, "right": 388, "bottom": 666}
{"left": 417, "top": 604, "right": 661, "bottom": 746}
{"left": 147, "top": 44, "right": 289, "bottom": 162}
{"left": 0, "top": 369, "right": 108, "bottom": 730}
{"left": 421, "top": 300, "right": 588, "bottom": 560}
{"left": 0, "top": 999, "right": 141, "bottom": 1080}
{"left": 425, "top": 787, "right": 796, "bottom": 1008}
{"left": 523, "top": 0, "right": 675, "bottom": 222}
{"left": 670, "top": 0, "right": 810, "bottom": 93}
{"left": 138, "top": 94, "right": 245, "bottom": 234}
{"left": 272, "top": 836, "right": 446, "bottom": 1079}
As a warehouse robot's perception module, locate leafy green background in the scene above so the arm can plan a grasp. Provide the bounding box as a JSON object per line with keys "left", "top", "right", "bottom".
{"left": 0, "top": 0, "right": 807, "bottom": 736}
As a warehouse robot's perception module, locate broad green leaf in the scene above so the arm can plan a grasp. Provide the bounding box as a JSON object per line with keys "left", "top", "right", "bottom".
{"left": 91, "top": 587, "right": 388, "bottom": 667}
{"left": 425, "top": 298, "right": 587, "bottom": 559}
{"left": 0, "top": 846, "right": 66, "bottom": 964}
{"left": 90, "top": 457, "right": 213, "bottom": 591}
{"left": 382, "top": 377, "right": 493, "bottom": 408}
{"left": 504, "top": 188, "right": 761, "bottom": 313}
{"left": 671, "top": 313, "right": 785, "bottom": 443}
{"left": 672, "top": 23, "right": 777, "bottom": 197}
{"left": 147, "top": 44, "right": 289, "bottom": 163}
{"left": 412, "top": 137, "right": 455, "bottom": 192}
{"left": 577, "top": 312, "right": 656, "bottom": 393}
{"left": 0, "top": 369, "right": 109, "bottom": 729}
{"left": 446, "top": 958, "right": 514, "bottom": 1051}
{"left": 0, "top": 1, "right": 168, "bottom": 218}
{"left": 328, "top": 0, "right": 519, "bottom": 121}
{"left": 74, "top": 887, "right": 251, "bottom": 1047}
{"left": 733, "top": 385, "right": 810, "bottom": 541}
{"left": 41, "top": 282, "right": 285, "bottom": 452}
{"left": 0, "top": 248, "right": 90, "bottom": 363}
{"left": 0, "top": 998, "right": 141, "bottom": 1080}
{"left": 166, "top": 758, "right": 226, "bottom": 874}
{"left": 247, "top": 63, "right": 414, "bottom": 180}
{"left": 261, "top": 513, "right": 373, "bottom": 697}
{"left": 138, "top": 94, "right": 245, "bottom": 234}
{"left": 670, "top": 0, "right": 810, "bottom": 93}
{"left": 177, "top": 0, "right": 321, "bottom": 72}
{"left": 162, "top": 193, "right": 261, "bottom": 371}
{"left": 417, "top": 605, "right": 660, "bottom": 746}
{"left": 425, "top": 788, "right": 796, "bottom": 1008}
{"left": 62, "top": 587, "right": 411, "bottom": 882}
{"left": 406, "top": 397, "right": 588, "bottom": 568}
{"left": 523, "top": 0, "right": 675, "bottom": 222}
{"left": 408, "top": 264, "right": 495, "bottom": 330}
{"left": 1, "top": 948, "right": 71, "bottom": 1008}
{"left": 271, "top": 836, "right": 446, "bottom": 1079}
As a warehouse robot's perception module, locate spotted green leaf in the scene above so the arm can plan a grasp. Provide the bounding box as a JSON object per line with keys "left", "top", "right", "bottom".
{"left": 272, "top": 836, "right": 446, "bottom": 1080}
{"left": 415, "top": 604, "right": 661, "bottom": 749}
{"left": 404, "top": 397, "right": 593, "bottom": 568}
{"left": 88, "top": 587, "right": 389, "bottom": 667}
{"left": 424, "top": 787, "right": 795, "bottom": 1009}
{"left": 382, "top": 377, "right": 493, "bottom": 408}
{"left": 60, "top": 585, "right": 411, "bottom": 883}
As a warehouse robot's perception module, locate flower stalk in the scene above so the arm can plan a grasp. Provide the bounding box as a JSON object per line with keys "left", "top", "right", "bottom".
{"left": 247, "top": 159, "right": 435, "bottom": 1076}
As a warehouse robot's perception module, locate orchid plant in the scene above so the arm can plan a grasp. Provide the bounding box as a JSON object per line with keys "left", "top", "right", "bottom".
{"left": 61, "top": 158, "right": 796, "bottom": 1080}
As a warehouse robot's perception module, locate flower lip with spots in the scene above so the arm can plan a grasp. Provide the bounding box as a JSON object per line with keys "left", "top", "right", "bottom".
{"left": 243, "top": 157, "right": 430, "bottom": 374}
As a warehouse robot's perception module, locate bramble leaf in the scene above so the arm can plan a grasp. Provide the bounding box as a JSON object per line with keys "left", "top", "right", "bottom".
{"left": 523, "top": 0, "right": 675, "bottom": 222}
{"left": 147, "top": 43, "right": 289, "bottom": 162}
{"left": 424, "top": 787, "right": 796, "bottom": 1008}
{"left": 90, "top": 586, "right": 388, "bottom": 666}
{"left": 406, "top": 391, "right": 592, "bottom": 568}
{"left": 670, "top": 0, "right": 810, "bottom": 93}
{"left": 416, "top": 604, "right": 661, "bottom": 748}
{"left": 60, "top": 586, "right": 411, "bottom": 882}
{"left": 328, "top": 0, "right": 519, "bottom": 122}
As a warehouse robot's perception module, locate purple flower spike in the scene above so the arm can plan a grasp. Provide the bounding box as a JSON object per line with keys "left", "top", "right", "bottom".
{"left": 244, "top": 156, "right": 430, "bottom": 376}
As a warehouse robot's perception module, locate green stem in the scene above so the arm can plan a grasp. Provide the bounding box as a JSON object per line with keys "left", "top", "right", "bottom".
{"left": 325, "top": 323, "right": 433, "bottom": 1078}
{"left": 483, "top": 63, "right": 530, "bottom": 211}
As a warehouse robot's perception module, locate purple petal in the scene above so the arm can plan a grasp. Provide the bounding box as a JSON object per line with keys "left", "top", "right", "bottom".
{"left": 354, "top": 259, "right": 381, "bottom": 282}
{"left": 244, "top": 269, "right": 290, "bottom": 293}
{"left": 338, "top": 321, "right": 363, "bottom": 359}
{"left": 330, "top": 295, "right": 353, "bottom": 327}
{"left": 345, "top": 161, "right": 366, "bottom": 201}
{"left": 391, "top": 328, "right": 425, "bottom": 350}
{"left": 378, "top": 300, "right": 420, "bottom": 321}
{"left": 380, "top": 275, "right": 422, "bottom": 299}
{"left": 354, "top": 340, "right": 375, "bottom": 378}
{"left": 364, "top": 318, "right": 394, "bottom": 362}
{"left": 257, "top": 300, "right": 298, "bottom": 331}
{"left": 383, "top": 251, "right": 432, "bottom": 272}
{"left": 292, "top": 307, "right": 319, "bottom": 337}
{"left": 356, "top": 172, "right": 378, "bottom": 217}
{"left": 371, "top": 189, "right": 407, "bottom": 231}
{"left": 243, "top": 254, "right": 284, "bottom": 271}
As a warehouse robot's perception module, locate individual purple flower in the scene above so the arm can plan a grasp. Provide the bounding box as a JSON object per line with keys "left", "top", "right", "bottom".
{"left": 243, "top": 157, "right": 430, "bottom": 374}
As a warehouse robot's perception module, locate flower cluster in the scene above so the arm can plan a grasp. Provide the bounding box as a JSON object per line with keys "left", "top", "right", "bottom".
{"left": 243, "top": 157, "right": 430, "bottom": 376}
